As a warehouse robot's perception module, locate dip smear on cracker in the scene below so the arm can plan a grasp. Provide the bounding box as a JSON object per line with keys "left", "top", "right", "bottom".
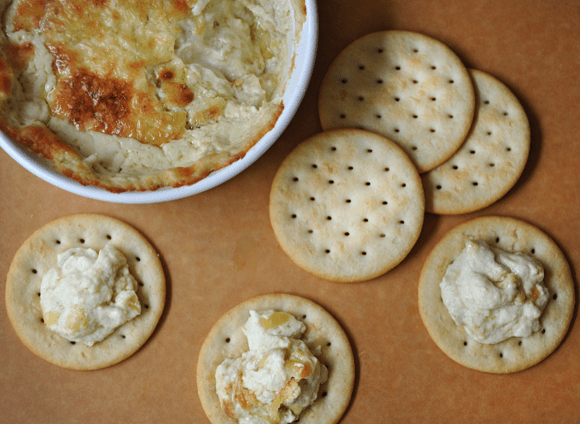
{"left": 0, "top": 0, "right": 305, "bottom": 192}
{"left": 40, "top": 243, "right": 142, "bottom": 347}
{"left": 440, "top": 239, "right": 549, "bottom": 345}
{"left": 215, "top": 310, "right": 328, "bottom": 424}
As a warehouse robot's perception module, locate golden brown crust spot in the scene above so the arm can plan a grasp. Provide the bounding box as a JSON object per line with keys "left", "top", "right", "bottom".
{"left": 190, "top": 104, "right": 223, "bottom": 128}
{"left": 3, "top": 42, "right": 35, "bottom": 71}
{"left": 158, "top": 70, "right": 175, "bottom": 81}
{"left": 46, "top": 42, "right": 186, "bottom": 146}
{"left": 0, "top": 122, "right": 76, "bottom": 160}
{"left": 51, "top": 69, "right": 132, "bottom": 136}
{"left": 0, "top": 55, "right": 12, "bottom": 99}
{"left": 0, "top": 41, "right": 35, "bottom": 100}
{"left": 45, "top": 43, "right": 77, "bottom": 75}
{"left": 161, "top": 82, "right": 195, "bottom": 108}
{"left": 12, "top": 0, "right": 49, "bottom": 31}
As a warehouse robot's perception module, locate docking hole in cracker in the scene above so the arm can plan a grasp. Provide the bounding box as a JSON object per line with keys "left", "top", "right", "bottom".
{"left": 269, "top": 129, "right": 424, "bottom": 283}
{"left": 196, "top": 293, "right": 355, "bottom": 424}
{"left": 422, "top": 69, "right": 531, "bottom": 214}
{"left": 5, "top": 214, "right": 166, "bottom": 370}
{"left": 418, "top": 216, "right": 574, "bottom": 373}
{"left": 318, "top": 30, "right": 475, "bottom": 173}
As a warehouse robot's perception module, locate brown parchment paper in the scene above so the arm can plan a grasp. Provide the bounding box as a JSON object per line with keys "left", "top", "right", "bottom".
{"left": 1, "top": 0, "right": 579, "bottom": 422}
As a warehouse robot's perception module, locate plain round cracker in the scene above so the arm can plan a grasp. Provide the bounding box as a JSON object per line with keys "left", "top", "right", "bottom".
{"left": 318, "top": 30, "right": 475, "bottom": 173}
{"left": 269, "top": 129, "right": 425, "bottom": 283}
{"left": 418, "top": 216, "right": 575, "bottom": 374}
{"left": 196, "top": 293, "right": 355, "bottom": 424}
{"left": 5, "top": 214, "right": 166, "bottom": 370}
{"left": 422, "top": 69, "right": 531, "bottom": 214}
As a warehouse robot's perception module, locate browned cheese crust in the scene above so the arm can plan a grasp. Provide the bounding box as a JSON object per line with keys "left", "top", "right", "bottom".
{"left": 0, "top": 0, "right": 303, "bottom": 192}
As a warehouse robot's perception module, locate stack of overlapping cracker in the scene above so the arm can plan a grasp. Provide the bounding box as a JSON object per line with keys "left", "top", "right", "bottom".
{"left": 271, "top": 30, "right": 531, "bottom": 284}
{"left": 317, "top": 30, "right": 531, "bottom": 216}
{"left": 270, "top": 29, "right": 573, "bottom": 374}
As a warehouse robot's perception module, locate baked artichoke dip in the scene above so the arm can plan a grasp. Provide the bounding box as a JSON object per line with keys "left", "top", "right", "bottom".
{"left": 215, "top": 310, "right": 328, "bottom": 424}
{"left": 40, "top": 243, "right": 141, "bottom": 346}
{"left": 0, "top": 0, "right": 306, "bottom": 192}
{"left": 440, "top": 239, "right": 549, "bottom": 344}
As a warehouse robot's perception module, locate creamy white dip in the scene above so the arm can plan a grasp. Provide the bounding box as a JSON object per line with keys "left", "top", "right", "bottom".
{"left": 440, "top": 239, "right": 549, "bottom": 344}
{"left": 40, "top": 243, "right": 141, "bottom": 346}
{"left": 0, "top": 0, "right": 305, "bottom": 191}
{"left": 216, "top": 310, "right": 328, "bottom": 424}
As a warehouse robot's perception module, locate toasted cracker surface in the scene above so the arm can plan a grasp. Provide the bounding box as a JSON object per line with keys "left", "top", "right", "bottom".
{"left": 422, "top": 69, "right": 531, "bottom": 214}
{"left": 269, "top": 129, "right": 424, "bottom": 282}
{"left": 318, "top": 30, "right": 475, "bottom": 173}
{"left": 5, "top": 214, "right": 165, "bottom": 370}
{"left": 418, "top": 216, "right": 575, "bottom": 373}
{"left": 197, "top": 293, "right": 355, "bottom": 424}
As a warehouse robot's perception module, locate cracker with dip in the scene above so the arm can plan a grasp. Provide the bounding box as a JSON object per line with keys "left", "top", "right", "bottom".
{"left": 5, "top": 213, "right": 165, "bottom": 370}
{"left": 197, "top": 293, "right": 354, "bottom": 424}
{"left": 418, "top": 216, "right": 574, "bottom": 373}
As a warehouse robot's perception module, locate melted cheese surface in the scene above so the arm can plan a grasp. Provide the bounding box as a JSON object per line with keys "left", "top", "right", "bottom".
{"left": 0, "top": 0, "right": 303, "bottom": 190}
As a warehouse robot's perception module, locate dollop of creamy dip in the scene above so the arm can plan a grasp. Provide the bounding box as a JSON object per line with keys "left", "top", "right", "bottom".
{"left": 440, "top": 239, "right": 549, "bottom": 344}
{"left": 216, "top": 310, "right": 328, "bottom": 424}
{"left": 40, "top": 243, "right": 141, "bottom": 346}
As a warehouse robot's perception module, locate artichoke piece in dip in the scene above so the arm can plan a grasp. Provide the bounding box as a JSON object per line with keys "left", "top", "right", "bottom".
{"left": 440, "top": 239, "right": 549, "bottom": 344}
{"left": 40, "top": 243, "right": 141, "bottom": 346}
{"left": 215, "top": 310, "right": 328, "bottom": 424}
